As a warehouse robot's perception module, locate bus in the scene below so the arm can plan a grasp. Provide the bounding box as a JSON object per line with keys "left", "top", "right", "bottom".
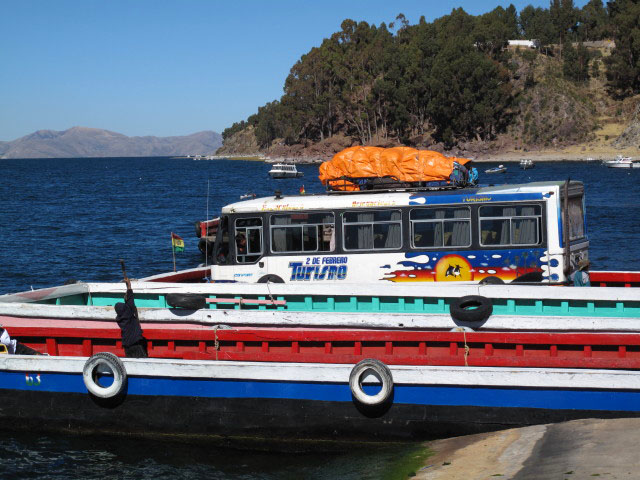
{"left": 205, "top": 180, "right": 587, "bottom": 285}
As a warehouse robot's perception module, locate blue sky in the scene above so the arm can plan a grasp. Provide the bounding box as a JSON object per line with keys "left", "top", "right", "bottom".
{"left": 1, "top": 0, "right": 588, "bottom": 141}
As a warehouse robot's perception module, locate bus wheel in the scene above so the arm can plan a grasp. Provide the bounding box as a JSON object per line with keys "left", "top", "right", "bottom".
{"left": 479, "top": 276, "right": 504, "bottom": 285}
{"left": 257, "top": 275, "right": 284, "bottom": 283}
{"left": 511, "top": 271, "right": 544, "bottom": 283}
{"left": 349, "top": 359, "right": 393, "bottom": 407}
{"left": 450, "top": 295, "right": 493, "bottom": 323}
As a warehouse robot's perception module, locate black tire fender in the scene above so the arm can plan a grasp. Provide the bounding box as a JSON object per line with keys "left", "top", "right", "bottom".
{"left": 166, "top": 293, "right": 207, "bottom": 310}
{"left": 449, "top": 295, "right": 493, "bottom": 323}
{"left": 83, "top": 352, "right": 127, "bottom": 399}
{"left": 257, "top": 274, "right": 284, "bottom": 284}
{"left": 349, "top": 359, "right": 393, "bottom": 406}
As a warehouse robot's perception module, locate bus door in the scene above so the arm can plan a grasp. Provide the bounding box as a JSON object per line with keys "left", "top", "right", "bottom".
{"left": 231, "top": 216, "right": 267, "bottom": 283}
{"left": 209, "top": 216, "right": 232, "bottom": 281}
{"left": 561, "top": 182, "right": 589, "bottom": 279}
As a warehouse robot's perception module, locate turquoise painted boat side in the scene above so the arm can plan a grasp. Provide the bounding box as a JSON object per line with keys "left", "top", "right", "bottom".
{"left": 47, "top": 292, "right": 640, "bottom": 319}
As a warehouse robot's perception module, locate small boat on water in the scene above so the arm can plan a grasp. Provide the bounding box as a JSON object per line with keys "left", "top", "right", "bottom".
{"left": 519, "top": 159, "right": 534, "bottom": 169}
{"left": 604, "top": 155, "right": 640, "bottom": 168}
{"left": 268, "top": 163, "right": 303, "bottom": 178}
{"left": 485, "top": 164, "right": 506, "bottom": 174}
{"left": 239, "top": 192, "right": 256, "bottom": 200}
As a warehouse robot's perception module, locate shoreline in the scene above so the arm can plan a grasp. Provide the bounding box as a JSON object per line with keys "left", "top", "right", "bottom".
{"left": 472, "top": 149, "right": 635, "bottom": 162}
{"left": 216, "top": 147, "right": 638, "bottom": 164}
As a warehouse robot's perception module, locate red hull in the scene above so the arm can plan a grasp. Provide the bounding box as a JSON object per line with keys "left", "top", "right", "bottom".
{"left": 4, "top": 317, "right": 640, "bottom": 370}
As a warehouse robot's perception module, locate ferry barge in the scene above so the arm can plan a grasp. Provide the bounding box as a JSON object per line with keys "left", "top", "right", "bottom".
{"left": 0, "top": 276, "right": 639, "bottom": 443}
{"left": 1, "top": 146, "right": 639, "bottom": 445}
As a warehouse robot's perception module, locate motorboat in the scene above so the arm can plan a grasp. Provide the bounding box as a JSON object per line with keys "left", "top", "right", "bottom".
{"left": 519, "top": 159, "right": 534, "bottom": 169}
{"left": 268, "top": 163, "right": 303, "bottom": 178}
{"left": 485, "top": 164, "right": 506, "bottom": 174}
{"left": 240, "top": 192, "right": 256, "bottom": 200}
{"left": 604, "top": 155, "right": 639, "bottom": 168}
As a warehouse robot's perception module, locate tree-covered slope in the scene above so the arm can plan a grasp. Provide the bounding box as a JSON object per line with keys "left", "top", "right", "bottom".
{"left": 220, "top": 0, "right": 640, "bottom": 156}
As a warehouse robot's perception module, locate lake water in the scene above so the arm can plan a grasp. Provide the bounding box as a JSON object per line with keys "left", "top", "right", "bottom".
{"left": 0, "top": 156, "right": 639, "bottom": 477}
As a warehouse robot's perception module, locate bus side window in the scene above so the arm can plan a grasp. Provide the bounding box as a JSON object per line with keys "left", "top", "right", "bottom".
{"left": 270, "top": 212, "right": 335, "bottom": 253}
{"left": 410, "top": 207, "right": 471, "bottom": 248}
{"left": 479, "top": 205, "right": 541, "bottom": 246}
{"left": 342, "top": 210, "right": 402, "bottom": 251}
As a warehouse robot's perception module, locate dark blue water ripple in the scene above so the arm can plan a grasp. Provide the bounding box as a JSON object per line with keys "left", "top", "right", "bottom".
{"left": 0, "top": 432, "right": 416, "bottom": 479}
{"left": 0, "top": 157, "right": 323, "bottom": 293}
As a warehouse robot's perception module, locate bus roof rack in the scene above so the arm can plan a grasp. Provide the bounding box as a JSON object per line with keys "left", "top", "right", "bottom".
{"left": 325, "top": 176, "right": 469, "bottom": 194}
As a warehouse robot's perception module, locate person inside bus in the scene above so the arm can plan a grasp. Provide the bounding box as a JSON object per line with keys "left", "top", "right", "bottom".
{"left": 235, "top": 233, "right": 247, "bottom": 255}
{"left": 570, "top": 259, "right": 591, "bottom": 287}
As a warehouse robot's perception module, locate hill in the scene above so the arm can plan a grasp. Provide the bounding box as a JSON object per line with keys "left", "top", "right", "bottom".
{"left": 0, "top": 127, "right": 222, "bottom": 159}
{"left": 218, "top": 3, "right": 640, "bottom": 161}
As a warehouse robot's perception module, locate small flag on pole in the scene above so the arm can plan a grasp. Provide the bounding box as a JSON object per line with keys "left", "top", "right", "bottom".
{"left": 171, "top": 233, "right": 184, "bottom": 252}
{"left": 299, "top": 185, "right": 305, "bottom": 195}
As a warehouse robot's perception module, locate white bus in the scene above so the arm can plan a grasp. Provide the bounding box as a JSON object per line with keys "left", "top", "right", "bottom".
{"left": 206, "top": 180, "right": 587, "bottom": 285}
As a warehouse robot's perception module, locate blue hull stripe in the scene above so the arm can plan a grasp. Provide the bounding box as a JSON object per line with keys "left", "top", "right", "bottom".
{"left": 7, "top": 371, "right": 640, "bottom": 413}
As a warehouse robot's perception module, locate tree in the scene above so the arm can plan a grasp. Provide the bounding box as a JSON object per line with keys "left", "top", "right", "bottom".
{"left": 473, "top": 5, "right": 519, "bottom": 58}
{"left": 550, "top": 0, "right": 578, "bottom": 48}
{"left": 227, "top": 7, "right": 517, "bottom": 150}
{"left": 427, "top": 38, "right": 512, "bottom": 144}
{"left": 519, "top": 5, "right": 556, "bottom": 46}
{"left": 222, "top": 120, "right": 247, "bottom": 141}
{"left": 605, "top": 0, "right": 640, "bottom": 97}
{"left": 578, "top": 0, "right": 609, "bottom": 41}
{"left": 563, "top": 42, "right": 590, "bottom": 82}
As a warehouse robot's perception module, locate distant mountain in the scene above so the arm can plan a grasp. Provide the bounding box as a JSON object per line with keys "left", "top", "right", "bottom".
{"left": 0, "top": 127, "right": 222, "bottom": 159}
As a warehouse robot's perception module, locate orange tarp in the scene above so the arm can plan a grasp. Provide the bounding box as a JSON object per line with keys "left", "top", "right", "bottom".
{"left": 319, "top": 146, "right": 471, "bottom": 190}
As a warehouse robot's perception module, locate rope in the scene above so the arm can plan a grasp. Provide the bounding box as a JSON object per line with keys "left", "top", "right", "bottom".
{"left": 452, "top": 327, "right": 471, "bottom": 367}
{"left": 265, "top": 282, "right": 276, "bottom": 305}
{"left": 463, "top": 328, "right": 470, "bottom": 367}
{"left": 213, "top": 325, "right": 219, "bottom": 360}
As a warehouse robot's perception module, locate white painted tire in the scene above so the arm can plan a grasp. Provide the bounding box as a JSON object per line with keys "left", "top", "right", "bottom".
{"left": 349, "top": 359, "right": 393, "bottom": 406}
{"left": 83, "top": 352, "right": 127, "bottom": 399}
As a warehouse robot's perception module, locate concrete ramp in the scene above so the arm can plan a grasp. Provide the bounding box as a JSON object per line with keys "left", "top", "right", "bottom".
{"left": 418, "top": 418, "right": 640, "bottom": 479}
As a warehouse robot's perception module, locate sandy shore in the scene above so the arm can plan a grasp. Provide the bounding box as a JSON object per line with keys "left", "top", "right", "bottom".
{"left": 473, "top": 150, "right": 636, "bottom": 162}
{"left": 414, "top": 418, "right": 640, "bottom": 479}
{"left": 221, "top": 145, "right": 639, "bottom": 164}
